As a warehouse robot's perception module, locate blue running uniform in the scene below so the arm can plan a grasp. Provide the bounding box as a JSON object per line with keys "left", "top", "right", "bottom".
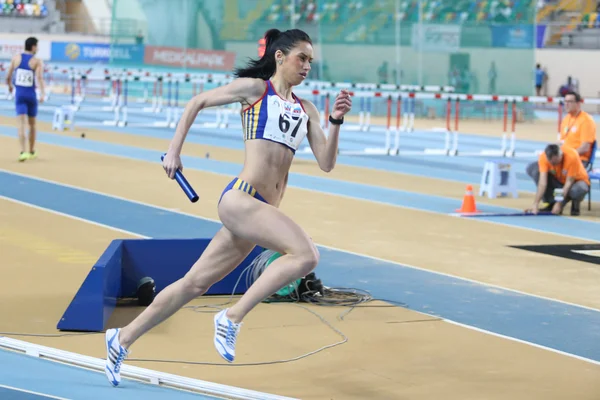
{"left": 13, "top": 53, "right": 38, "bottom": 117}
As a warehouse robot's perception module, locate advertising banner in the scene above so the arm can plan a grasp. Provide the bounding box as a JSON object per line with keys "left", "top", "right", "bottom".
{"left": 50, "top": 42, "right": 144, "bottom": 64}
{"left": 491, "top": 25, "right": 535, "bottom": 48}
{"left": 0, "top": 39, "right": 51, "bottom": 60}
{"left": 144, "top": 46, "right": 236, "bottom": 71}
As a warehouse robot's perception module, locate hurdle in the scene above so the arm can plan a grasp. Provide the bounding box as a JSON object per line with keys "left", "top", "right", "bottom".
{"left": 335, "top": 93, "right": 399, "bottom": 156}
{"left": 53, "top": 73, "right": 124, "bottom": 128}
{"left": 495, "top": 99, "right": 516, "bottom": 157}
{"left": 457, "top": 98, "right": 518, "bottom": 157}
{"left": 501, "top": 99, "right": 517, "bottom": 157}
{"left": 133, "top": 73, "right": 168, "bottom": 113}
{"left": 295, "top": 82, "right": 454, "bottom": 133}
{"left": 312, "top": 82, "right": 372, "bottom": 132}
{"left": 119, "top": 76, "right": 176, "bottom": 128}
{"left": 47, "top": 72, "right": 240, "bottom": 131}
{"left": 297, "top": 90, "right": 460, "bottom": 156}
{"left": 421, "top": 96, "right": 459, "bottom": 156}
{"left": 397, "top": 94, "right": 459, "bottom": 156}
{"left": 185, "top": 76, "right": 238, "bottom": 130}
{"left": 132, "top": 71, "right": 161, "bottom": 105}
{"left": 115, "top": 74, "right": 237, "bottom": 130}
{"left": 347, "top": 96, "right": 372, "bottom": 132}
{"left": 144, "top": 75, "right": 164, "bottom": 112}
{"left": 59, "top": 70, "right": 113, "bottom": 106}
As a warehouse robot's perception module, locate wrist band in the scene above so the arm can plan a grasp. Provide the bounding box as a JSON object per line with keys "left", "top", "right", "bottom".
{"left": 329, "top": 115, "right": 344, "bottom": 125}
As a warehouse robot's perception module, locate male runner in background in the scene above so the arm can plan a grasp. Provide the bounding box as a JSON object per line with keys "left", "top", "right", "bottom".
{"left": 6, "top": 36, "right": 45, "bottom": 162}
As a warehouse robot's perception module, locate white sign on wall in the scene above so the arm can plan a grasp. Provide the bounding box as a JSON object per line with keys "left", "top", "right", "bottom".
{"left": 0, "top": 39, "right": 51, "bottom": 61}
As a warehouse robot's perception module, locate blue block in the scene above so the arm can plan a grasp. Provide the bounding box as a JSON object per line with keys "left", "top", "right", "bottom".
{"left": 57, "top": 240, "right": 124, "bottom": 332}
{"left": 57, "top": 238, "right": 263, "bottom": 332}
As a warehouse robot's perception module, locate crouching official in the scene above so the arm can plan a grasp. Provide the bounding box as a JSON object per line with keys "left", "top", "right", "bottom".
{"left": 525, "top": 144, "right": 590, "bottom": 216}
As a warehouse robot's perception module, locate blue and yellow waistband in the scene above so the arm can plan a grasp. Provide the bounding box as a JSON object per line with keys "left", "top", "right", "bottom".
{"left": 231, "top": 178, "right": 258, "bottom": 197}
{"left": 219, "top": 177, "right": 268, "bottom": 205}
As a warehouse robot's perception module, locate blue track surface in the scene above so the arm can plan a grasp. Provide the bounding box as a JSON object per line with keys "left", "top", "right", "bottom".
{"left": 1, "top": 127, "right": 600, "bottom": 241}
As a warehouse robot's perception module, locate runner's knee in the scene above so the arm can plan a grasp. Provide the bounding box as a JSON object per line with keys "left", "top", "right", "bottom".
{"left": 305, "top": 243, "right": 320, "bottom": 273}
{"left": 291, "top": 240, "right": 320, "bottom": 275}
{"left": 181, "top": 274, "right": 211, "bottom": 297}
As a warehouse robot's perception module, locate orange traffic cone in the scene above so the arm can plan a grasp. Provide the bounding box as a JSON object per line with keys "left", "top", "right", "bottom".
{"left": 456, "top": 184, "right": 480, "bottom": 213}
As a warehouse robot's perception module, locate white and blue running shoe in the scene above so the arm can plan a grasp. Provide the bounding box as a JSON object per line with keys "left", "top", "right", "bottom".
{"left": 213, "top": 309, "right": 242, "bottom": 363}
{"left": 105, "top": 328, "right": 129, "bottom": 387}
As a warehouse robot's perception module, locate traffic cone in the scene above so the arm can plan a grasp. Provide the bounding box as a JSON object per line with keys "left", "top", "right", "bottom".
{"left": 456, "top": 184, "right": 480, "bottom": 213}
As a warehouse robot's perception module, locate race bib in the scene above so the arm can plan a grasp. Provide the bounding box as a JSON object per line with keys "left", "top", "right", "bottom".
{"left": 15, "top": 68, "right": 34, "bottom": 87}
{"left": 263, "top": 96, "right": 308, "bottom": 150}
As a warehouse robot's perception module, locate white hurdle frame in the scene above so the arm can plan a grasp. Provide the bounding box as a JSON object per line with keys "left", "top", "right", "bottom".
{"left": 393, "top": 95, "right": 459, "bottom": 156}
{"left": 119, "top": 76, "right": 175, "bottom": 128}
{"left": 187, "top": 77, "right": 236, "bottom": 130}
{"left": 341, "top": 93, "right": 398, "bottom": 155}
{"left": 59, "top": 73, "right": 123, "bottom": 128}
{"left": 60, "top": 73, "right": 236, "bottom": 130}
{"left": 297, "top": 90, "right": 460, "bottom": 157}
{"left": 459, "top": 97, "right": 517, "bottom": 157}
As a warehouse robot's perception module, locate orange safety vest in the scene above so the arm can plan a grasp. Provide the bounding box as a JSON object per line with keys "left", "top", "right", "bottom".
{"left": 258, "top": 37, "right": 266, "bottom": 57}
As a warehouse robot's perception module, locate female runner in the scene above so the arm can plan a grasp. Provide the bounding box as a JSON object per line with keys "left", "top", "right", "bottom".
{"left": 104, "top": 28, "right": 352, "bottom": 386}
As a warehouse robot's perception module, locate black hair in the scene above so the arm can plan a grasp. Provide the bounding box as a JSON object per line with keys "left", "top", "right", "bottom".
{"left": 545, "top": 143, "right": 561, "bottom": 160}
{"left": 564, "top": 90, "right": 581, "bottom": 102}
{"left": 234, "top": 28, "right": 312, "bottom": 80}
{"left": 25, "top": 37, "right": 38, "bottom": 51}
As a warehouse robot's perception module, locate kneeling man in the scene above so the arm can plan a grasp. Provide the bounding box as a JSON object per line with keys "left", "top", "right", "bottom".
{"left": 526, "top": 144, "right": 590, "bottom": 216}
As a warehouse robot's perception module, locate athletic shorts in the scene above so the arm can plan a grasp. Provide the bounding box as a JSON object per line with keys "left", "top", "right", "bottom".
{"left": 15, "top": 96, "right": 38, "bottom": 117}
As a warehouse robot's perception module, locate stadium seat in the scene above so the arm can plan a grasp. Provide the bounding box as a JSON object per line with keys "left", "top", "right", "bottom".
{"left": 0, "top": 0, "right": 48, "bottom": 18}
{"left": 247, "top": 0, "right": 541, "bottom": 44}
